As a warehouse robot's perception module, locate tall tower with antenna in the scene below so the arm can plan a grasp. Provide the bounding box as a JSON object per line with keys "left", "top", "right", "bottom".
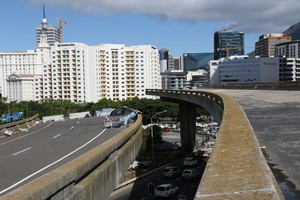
{"left": 36, "top": 5, "right": 60, "bottom": 47}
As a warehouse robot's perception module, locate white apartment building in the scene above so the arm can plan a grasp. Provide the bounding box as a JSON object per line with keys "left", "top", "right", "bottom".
{"left": 2, "top": 43, "right": 161, "bottom": 102}
{"left": 43, "top": 43, "right": 89, "bottom": 102}
{"left": 94, "top": 44, "right": 161, "bottom": 101}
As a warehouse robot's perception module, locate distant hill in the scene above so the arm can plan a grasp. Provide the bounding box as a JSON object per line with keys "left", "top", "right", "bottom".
{"left": 283, "top": 22, "right": 300, "bottom": 40}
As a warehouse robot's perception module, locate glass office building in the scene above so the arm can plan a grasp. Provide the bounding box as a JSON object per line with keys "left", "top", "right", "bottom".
{"left": 183, "top": 53, "right": 214, "bottom": 72}
{"left": 214, "top": 31, "right": 244, "bottom": 60}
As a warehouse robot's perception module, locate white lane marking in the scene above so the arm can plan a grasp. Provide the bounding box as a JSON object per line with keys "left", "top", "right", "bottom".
{"left": 0, "top": 128, "right": 107, "bottom": 195}
{"left": 12, "top": 147, "right": 32, "bottom": 156}
{"left": 53, "top": 134, "right": 61, "bottom": 139}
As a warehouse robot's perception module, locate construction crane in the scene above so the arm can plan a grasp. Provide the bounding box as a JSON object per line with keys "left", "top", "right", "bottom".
{"left": 217, "top": 47, "right": 244, "bottom": 58}
{"left": 56, "top": 17, "right": 68, "bottom": 43}
{"left": 217, "top": 46, "right": 255, "bottom": 58}
{"left": 220, "top": 23, "right": 242, "bottom": 32}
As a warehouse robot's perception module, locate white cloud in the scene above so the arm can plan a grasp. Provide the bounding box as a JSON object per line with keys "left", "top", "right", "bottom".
{"left": 28, "top": 0, "right": 300, "bottom": 33}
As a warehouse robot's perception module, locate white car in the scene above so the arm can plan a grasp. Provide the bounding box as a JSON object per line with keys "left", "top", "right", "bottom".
{"left": 155, "top": 184, "right": 178, "bottom": 198}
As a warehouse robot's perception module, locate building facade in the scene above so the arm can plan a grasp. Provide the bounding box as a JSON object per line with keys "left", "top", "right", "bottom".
{"left": 161, "top": 70, "right": 186, "bottom": 90}
{"left": 275, "top": 40, "right": 300, "bottom": 81}
{"left": 173, "top": 56, "right": 184, "bottom": 70}
{"left": 3, "top": 43, "right": 161, "bottom": 103}
{"left": 214, "top": 31, "right": 244, "bottom": 60}
{"left": 183, "top": 53, "right": 214, "bottom": 72}
{"left": 159, "top": 48, "right": 175, "bottom": 73}
{"left": 209, "top": 56, "right": 281, "bottom": 84}
{"left": 0, "top": 49, "right": 47, "bottom": 98}
{"left": 6, "top": 73, "right": 42, "bottom": 102}
{"left": 255, "top": 34, "right": 292, "bottom": 57}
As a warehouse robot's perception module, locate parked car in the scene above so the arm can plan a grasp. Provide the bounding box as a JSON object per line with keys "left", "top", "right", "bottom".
{"left": 155, "top": 184, "right": 178, "bottom": 198}
{"left": 181, "top": 168, "right": 200, "bottom": 181}
{"left": 162, "top": 166, "right": 181, "bottom": 178}
{"left": 183, "top": 157, "right": 198, "bottom": 167}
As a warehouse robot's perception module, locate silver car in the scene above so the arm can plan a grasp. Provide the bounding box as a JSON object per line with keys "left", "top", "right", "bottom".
{"left": 155, "top": 184, "right": 179, "bottom": 198}
{"left": 162, "top": 166, "right": 181, "bottom": 178}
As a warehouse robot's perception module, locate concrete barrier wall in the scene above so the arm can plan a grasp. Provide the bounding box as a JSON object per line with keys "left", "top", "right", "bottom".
{"left": 0, "top": 114, "right": 40, "bottom": 136}
{"left": 1, "top": 114, "right": 143, "bottom": 200}
{"left": 146, "top": 89, "right": 284, "bottom": 200}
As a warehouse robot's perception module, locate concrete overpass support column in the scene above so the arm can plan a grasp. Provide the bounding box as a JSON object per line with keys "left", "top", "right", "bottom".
{"left": 179, "top": 102, "right": 196, "bottom": 153}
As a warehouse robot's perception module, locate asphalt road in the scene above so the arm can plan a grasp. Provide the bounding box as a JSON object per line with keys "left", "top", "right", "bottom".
{"left": 0, "top": 116, "right": 124, "bottom": 196}
{"left": 108, "top": 157, "right": 205, "bottom": 200}
{"left": 205, "top": 89, "right": 300, "bottom": 200}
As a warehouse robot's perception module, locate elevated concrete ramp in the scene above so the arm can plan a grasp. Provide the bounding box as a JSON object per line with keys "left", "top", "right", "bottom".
{"left": 195, "top": 93, "right": 283, "bottom": 199}
{"left": 146, "top": 89, "right": 284, "bottom": 200}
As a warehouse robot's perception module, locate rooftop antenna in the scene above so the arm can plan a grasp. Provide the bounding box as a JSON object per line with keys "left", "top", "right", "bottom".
{"left": 43, "top": 4, "right": 46, "bottom": 19}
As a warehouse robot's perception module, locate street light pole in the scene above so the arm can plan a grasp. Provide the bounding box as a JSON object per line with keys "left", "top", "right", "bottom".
{"left": 151, "top": 110, "right": 167, "bottom": 165}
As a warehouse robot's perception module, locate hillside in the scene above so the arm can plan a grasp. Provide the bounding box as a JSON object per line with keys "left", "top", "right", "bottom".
{"left": 283, "top": 22, "right": 300, "bottom": 40}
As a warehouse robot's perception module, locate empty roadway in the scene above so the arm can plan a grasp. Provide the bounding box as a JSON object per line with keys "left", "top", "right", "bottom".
{"left": 0, "top": 116, "right": 125, "bottom": 196}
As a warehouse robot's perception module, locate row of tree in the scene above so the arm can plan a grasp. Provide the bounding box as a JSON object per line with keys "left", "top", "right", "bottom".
{"left": 0, "top": 97, "right": 208, "bottom": 125}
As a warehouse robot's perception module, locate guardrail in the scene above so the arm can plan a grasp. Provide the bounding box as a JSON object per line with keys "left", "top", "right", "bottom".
{"left": 146, "top": 89, "right": 284, "bottom": 200}
{"left": 204, "top": 81, "right": 300, "bottom": 90}
{"left": 0, "top": 114, "right": 40, "bottom": 136}
{"left": 2, "top": 114, "right": 143, "bottom": 200}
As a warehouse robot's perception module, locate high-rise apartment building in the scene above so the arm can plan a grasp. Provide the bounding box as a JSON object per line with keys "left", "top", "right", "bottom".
{"left": 255, "top": 34, "right": 292, "bottom": 57}
{"left": 94, "top": 44, "right": 161, "bottom": 101}
{"left": 2, "top": 42, "right": 160, "bottom": 102}
{"left": 214, "top": 31, "right": 244, "bottom": 60}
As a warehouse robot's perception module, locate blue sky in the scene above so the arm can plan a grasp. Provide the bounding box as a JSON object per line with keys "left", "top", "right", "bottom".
{"left": 1, "top": 0, "right": 299, "bottom": 56}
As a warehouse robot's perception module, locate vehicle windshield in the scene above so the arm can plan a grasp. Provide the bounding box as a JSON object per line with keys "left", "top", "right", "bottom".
{"left": 156, "top": 187, "right": 166, "bottom": 191}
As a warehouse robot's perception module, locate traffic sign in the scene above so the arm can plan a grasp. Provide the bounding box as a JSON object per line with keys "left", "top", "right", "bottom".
{"left": 1, "top": 114, "right": 8, "bottom": 123}
{"left": 19, "top": 112, "right": 24, "bottom": 119}
{"left": 13, "top": 112, "right": 19, "bottom": 121}
{"left": 7, "top": 113, "right": 11, "bottom": 123}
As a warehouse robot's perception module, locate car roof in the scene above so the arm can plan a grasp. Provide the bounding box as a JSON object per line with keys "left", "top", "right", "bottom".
{"left": 165, "top": 166, "right": 177, "bottom": 169}
{"left": 185, "top": 157, "right": 195, "bottom": 159}
{"left": 157, "top": 184, "right": 172, "bottom": 187}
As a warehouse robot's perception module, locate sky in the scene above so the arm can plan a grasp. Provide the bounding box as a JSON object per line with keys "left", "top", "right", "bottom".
{"left": 1, "top": 0, "right": 299, "bottom": 57}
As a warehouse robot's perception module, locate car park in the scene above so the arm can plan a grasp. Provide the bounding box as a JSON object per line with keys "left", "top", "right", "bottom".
{"left": 181, "top": 168, "right": 200, "bottom": 181}
{"left": 183, "top": 157, "right": 198, "bottom": 167}
{"left": 155, "top": 184, "right": 178, "bottom": 198}
{"left": 162, "top": 166, "right": 181, "bottom": 178}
